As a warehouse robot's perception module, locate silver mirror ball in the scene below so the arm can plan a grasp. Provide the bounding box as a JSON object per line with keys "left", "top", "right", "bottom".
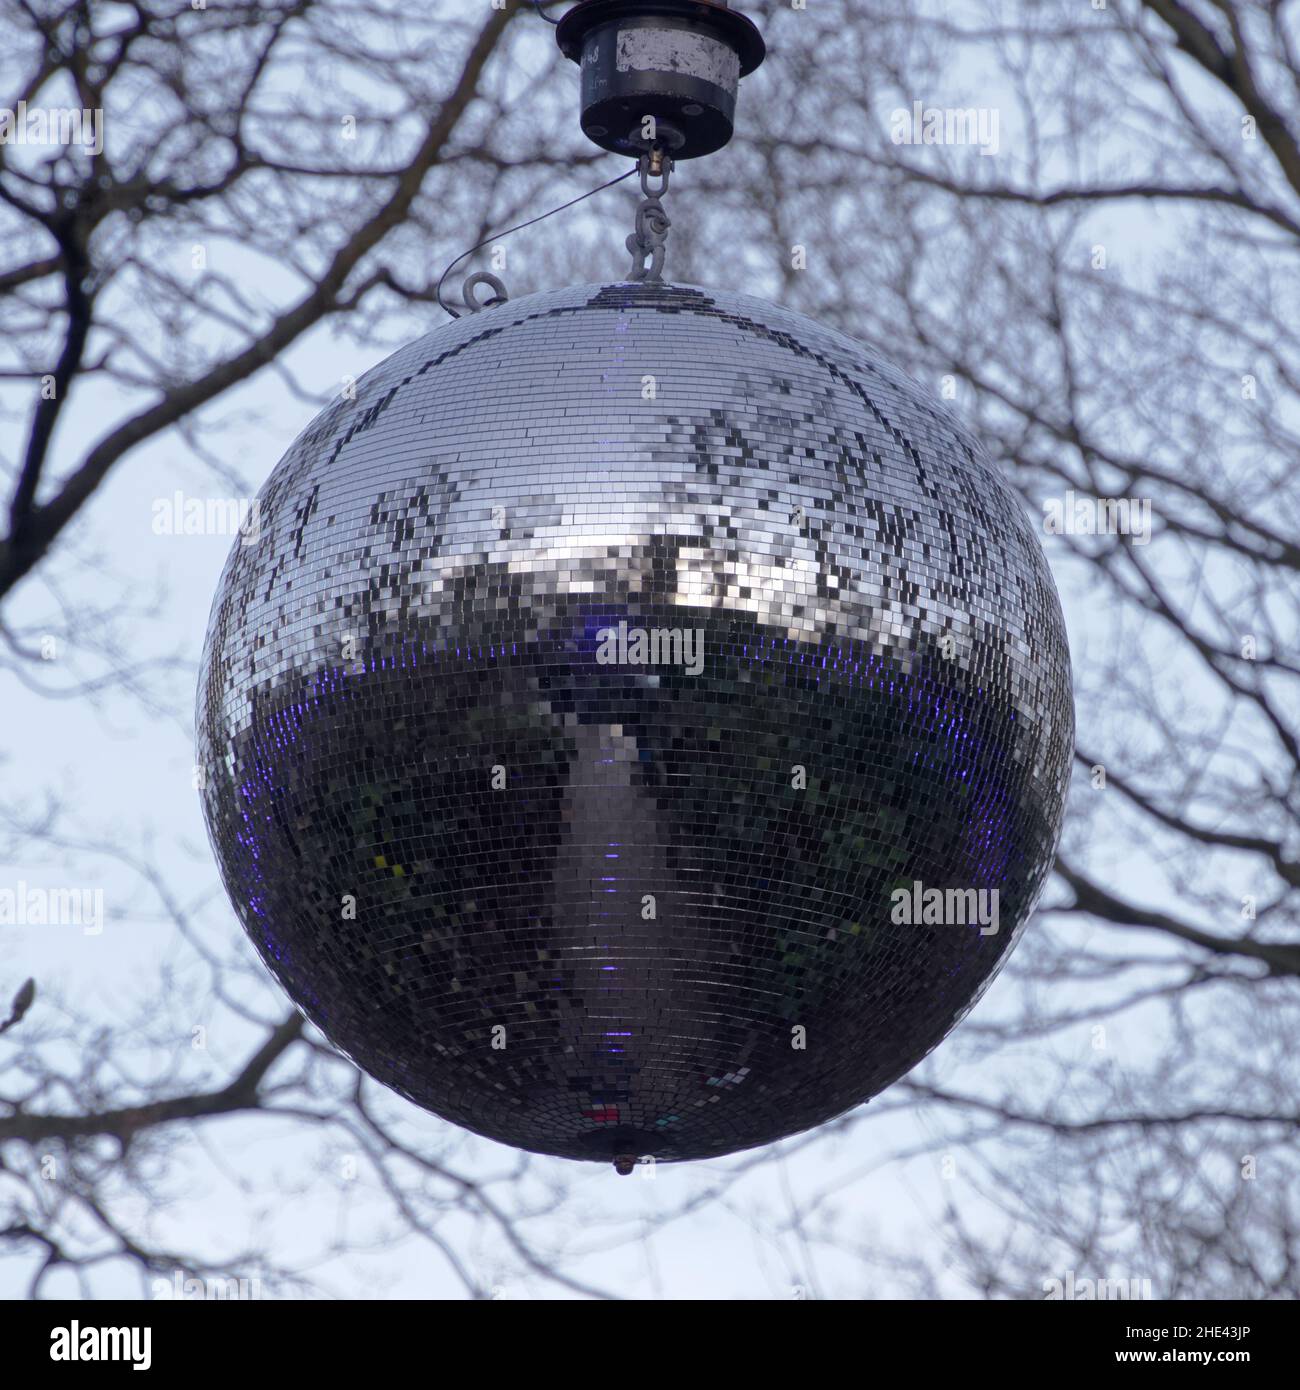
{"left": 197, "top": 281, "right": 1073, "bottom": 1164}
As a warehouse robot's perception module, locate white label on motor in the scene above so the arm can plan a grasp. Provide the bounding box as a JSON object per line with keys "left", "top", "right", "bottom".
{"left": 615, "top": 29, "right": 739, "bottom": 87}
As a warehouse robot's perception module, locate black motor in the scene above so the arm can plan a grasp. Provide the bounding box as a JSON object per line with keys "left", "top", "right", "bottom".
{"left": 556, "top": 0, "right": 766, "bottom": 160}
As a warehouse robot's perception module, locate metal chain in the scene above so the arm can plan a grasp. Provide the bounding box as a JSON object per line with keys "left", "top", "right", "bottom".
{"left": 626, "top": 153, "right": 673, "bottom": 283}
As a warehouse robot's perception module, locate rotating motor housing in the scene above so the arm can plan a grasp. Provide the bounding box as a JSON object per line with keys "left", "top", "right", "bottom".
{"left": 556, "top": 0, "right": 767, "bottom": 160}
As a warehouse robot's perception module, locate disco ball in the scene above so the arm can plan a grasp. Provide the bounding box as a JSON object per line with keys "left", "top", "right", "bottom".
{"left": 197, "top": 281, "right": 1073, "bottom": 1166}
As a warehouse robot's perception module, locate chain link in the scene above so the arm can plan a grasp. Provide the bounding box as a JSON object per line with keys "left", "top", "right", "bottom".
{"left": 626, "top": 153, "right": 673, "bottom": 282}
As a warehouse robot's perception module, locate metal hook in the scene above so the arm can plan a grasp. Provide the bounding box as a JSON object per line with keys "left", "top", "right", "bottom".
{"left": 462, "top": 271, "right": 509, "bottom": 314}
